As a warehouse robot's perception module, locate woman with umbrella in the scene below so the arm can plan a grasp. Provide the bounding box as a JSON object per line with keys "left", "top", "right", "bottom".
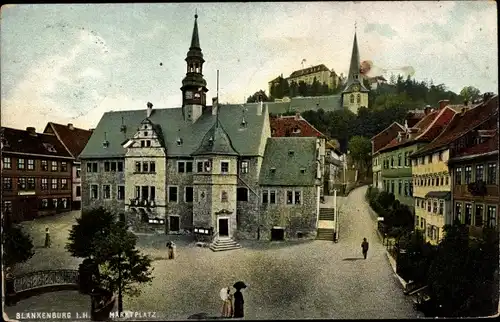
{"left": 233, "top": 281, "right": 246, "bottom": 318}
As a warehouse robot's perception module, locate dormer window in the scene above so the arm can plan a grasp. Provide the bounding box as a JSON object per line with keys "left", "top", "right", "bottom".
{"left": 141, "top": 140, "right": 145, "bottom": 147}
{"left": 120, "top": 125, "right": 127, "bottom": 133}
{"left": 176, "top": 138, "right": 183, "bottom": 146}
{"left": 293, "top": 127, "right": 300, "bottom": 134}
{"left": 300, "top": 168, "right": 306, "bottom": 174}
{"left": 102, "top": 140, "right": 109, "bottom": 148}
{"left": 146, "top": 140, "right": 151, "bottom": 147}
{"left": 43, "top": 143, "right": 57, "bottom": 153}
{"left": 354, "top": 74, "right": 359, "bottom": 80}
{"left": 288, "top": 150, "right": 295, "bottom": 156}
{"left": 144, "top": 131, "right": 148, "bottom": 137}
{"left": 270, "top": 167, "right": 276, "bottom": 173}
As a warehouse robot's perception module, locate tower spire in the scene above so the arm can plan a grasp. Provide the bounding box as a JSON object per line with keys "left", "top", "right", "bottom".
{"left": 191, "top": 11, "right": 200, "bottom": 49}
{"left": 216, "top": 69, "right": 220, "bottom": 126}
{"left": 342, "top": 28, "right": 368, "bottom": 93}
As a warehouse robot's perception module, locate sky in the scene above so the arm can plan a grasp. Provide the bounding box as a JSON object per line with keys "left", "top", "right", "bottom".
{"left": 1, "top": 2, "right": 498, "bottom": 130}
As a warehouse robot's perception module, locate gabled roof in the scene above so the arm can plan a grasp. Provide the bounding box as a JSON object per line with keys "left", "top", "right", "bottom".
{"left": 289, "top": 64, "right": 330, "bottom": 78}
{"left": 411, "top": 96, "right": 499, "bottom": 158}
{"left": 191, "top": 119, "right": 239, "bottom": 156}
{"left": 415, "top": 106, "right": 457, "bottom": 141}
{"left": 44, "top": 122, "right": 93, "bottom": 159}
{"left": 1, "top": 127, "right": 73, "bottom": 159}
{"left": 371, "top": 122, "right": 405, "bottom": 155}
{"left": 270, "top": 115, "right": 324, "bottom": 138}
{"left": 80, "top": 104, "right": 267, "bottom": 159}
{"left": 451, "top": 132, "right": 498, "bottom": 160}
{"left": 259, "top": 137, "right": 318, "bottom": 186}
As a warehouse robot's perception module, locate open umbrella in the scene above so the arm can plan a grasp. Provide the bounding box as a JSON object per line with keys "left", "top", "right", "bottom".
{"left": 233, "top": 281, "right": 247, "bottom": 290}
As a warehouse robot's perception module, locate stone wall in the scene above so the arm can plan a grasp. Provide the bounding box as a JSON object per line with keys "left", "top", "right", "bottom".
{"left": 166, "top": 157, "right": 196, "bottom": 231}
{"left": 81, "top": 159, "right": 126, "bottom": 215}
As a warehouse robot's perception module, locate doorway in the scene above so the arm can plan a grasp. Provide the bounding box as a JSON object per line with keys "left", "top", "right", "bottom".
{"left": 218, "top": 218, "right": 229, "bottom": 237}
{"left": 169, "top": 216, "right": 180, "bottom": 232}
{"left": 271, "top": 228, "right": 285, "bottom": 241}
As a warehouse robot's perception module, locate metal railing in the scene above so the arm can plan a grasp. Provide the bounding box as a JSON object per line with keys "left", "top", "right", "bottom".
{"left": 12, "top": 269, "right": 79, "bottom": 293}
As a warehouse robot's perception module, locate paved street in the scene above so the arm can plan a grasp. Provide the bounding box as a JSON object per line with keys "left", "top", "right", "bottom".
{"left": 5, "top": 187, "right": 421, "bottom": 320}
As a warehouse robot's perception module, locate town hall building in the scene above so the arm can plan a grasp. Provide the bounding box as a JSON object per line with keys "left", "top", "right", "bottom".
{"left": 79, "top": 14, "right": 325, "bottom": 244}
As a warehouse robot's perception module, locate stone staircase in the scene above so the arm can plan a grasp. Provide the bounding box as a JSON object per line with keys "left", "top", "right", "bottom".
{"left": 317, "top": 208, "right": 335, "bottom": 241}
{"left": 318, "top": 208, "right": 335, "bottom": 221}
{"left": 209, "top": 238, "right": 242, "bottom": 252}
{"left": 316, "top": 228, "right": 335, "bottom": 241}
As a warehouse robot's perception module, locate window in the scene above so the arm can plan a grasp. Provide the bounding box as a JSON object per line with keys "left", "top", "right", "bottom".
{"left": 464, "top": 165, "right": 472, "bottom": 184}
{"left": 440, "top": 177, "right": 444, "bottom": 186}
{"left": 150, "top": 187, "right": 155, "bottom": 200}
{"left": 168, "top": 186, "right": 178, "bottom": 203}
{"left": 185, "top": 187, "right": 194, "bottom": 203}
{"left": 433, "top": 200, "right": 438, "bottom": 213}
{"left": 286, "top": 190, "right": 301, "bottom": 205}
{"left": 117, "top": 185, "right": 125, "bottom": 200}
{"left": 3, "top": 157, "right": 12, "bottom": 169}
{"left": 262, "top": 190, "right": 269, "bottom": 204}
{"left": 221, "top": 191, "right": 228, "bottom": 202}
{"left": 398, "top": 154, "right": 402, "bottom": 167}
{"left": 428, "top": 155, "right": 432, "bottom": 164}
{"left": 287, "top": 191, "right": 293, "bottom": 204}
{"left": 438, "top": 151, "right": 443, "bottom": 161}
{"left": 186, "top": 161, "right": 193, "bottom": 173}
{"left": 76, "top": 186, "right": 81, "bottom": 197}
{"left": 221, "top": 161, "right": 229, "bottom": 174}
{"left": 41, "top": 178, "right": 48, "bottom": 190}
{"left": 91, "top": 185, "right": 98, "bottom": 199}
{"left": 197, "top": 161, "right": 203, "bottom": 172}
{"left": 475, "top": 164, "right": 484, "bottom": 182}
{"left": 142, "top": 162, "right": 149, "bottom": 173}
{"left": 51, "top": 161, "right": 58, "bottom": 171}
{"left": 146, "top": 140, "right": 151, "bottom": 147}
{"left": 356, "top": 94, "right": 361, "bottom": 103}
{"left": 431, "top": 178, "right": 435, "bottom": 186}
{"left": 487, "top": 163, "right": 497, "bottom": 184}
{"left": 445, "top": 176, "right": 449, "bottom": 185}
{"left": 135, "top": 162, "right": 141, "bottom": 172}
{"left": 62, "top": 198, "right": 68, "bottom": 208}
{"left": 455, "top": 202, "right": 462, "bottom": 222}
{"left": 350, "top": 94, "right": 354, "bottom": 103}
{"left": 41, "top": 199, "right": 48, "bottom": 208}
{"left": 51, "top": 178, "right": 58, "bottom": 190}
{"left": 237, "top": 187, "right": 248, "bottom": 201}
{"left": 240, "top": 161, "right": 249, "bottom": 174}
{"left": 76, "top": 168, "right": 81, "bottom": 178}
{"left": 92, "top": 163, "right": 98, "bottom": 172}
{"left": 17, "top": 158, "right": 25, "bottom": 169}
{"left": 178, "top": 161, "right": 185, "bottom": 173}
{"left": 61, "top": 178, "right": 68, "bottom": 190}
{"left": 141, "top": 140, "right": 145, "bottom": 147}
{"left": 61, "top": 162, "right": 68, "bottom": 172}
{"left": 111, "top": 162, "right": 117, "bottom": 172}
{"left": 398, "top": 181, "right": 402, "bottom": 195}
{"left": 270, "top": 190, "right": 276, "bottom": 204}
{"left": 27, "top": 159, "right": 35, "bottom": 170}
{"left": 475, "top": 204, "right": 483, "bottom": 227}
{"left": 3, "top": 177, "right": 13, "bottom": 190}
{"left": 391, "top": 157, "right": 394, "bottom": 167}
{"left": 455, "top": 168, "right": 462, "bottom": 185}
{"left": 439, "top": 200, "right": 444, "bottom": 215}
{"left": 41, "top": 160, "right": 48, "bottom": 171}
{"left": 420, "top": 157, "right": 424, "bottom": 165}
{"left": 103, "top": 185, "right": 111, "bottom": 199}
{"left": 486, "top": 206, "right": 497, "bottom": 228}
{"left": 404, "top": 181, "right": 409, "bottom": 196}
{"left": 427, "top": 199, "right": 431, "bottom": 212}
{"left": 294, "top": 191, "right": 301, "bottom": 204}
{"left": 104, "top": 161, "right": 110, "bottom": 172}
{"left": 117, "top": 161, "right": 124, "bottom": 172}
{"left": 404, "top": 152, "right": 409, "bottom": 167}
{"left": 204, "top": 160, "right": 211, "bottom": 172}
{"left": 135, "top": 186, "right": 140, "bottom": 199}
{"left": 142, "top": 186, "right": 149, "bottom": 200}
{"left": 149, "top": 161, "right": 156, "bottom": 173}
{"left": 53, "top": 199, "right": 58, "bottom": 208}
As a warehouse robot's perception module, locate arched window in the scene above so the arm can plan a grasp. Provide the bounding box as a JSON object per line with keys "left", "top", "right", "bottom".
{"left": 195, "top": 63, "right": 199, "bottom": 73}
{"left": 357, "top": 94, "right": 361, "bottom": 103}
{"left": 350, "top": 94, "right": 354, "bottom": 103}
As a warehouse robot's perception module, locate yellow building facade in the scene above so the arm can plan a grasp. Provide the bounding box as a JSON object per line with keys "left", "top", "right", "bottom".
{"left": 411, "top": 149, "right": 453, "bottom": 245}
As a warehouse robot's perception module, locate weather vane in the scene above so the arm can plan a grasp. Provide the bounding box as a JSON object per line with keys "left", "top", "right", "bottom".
{"left": 355, "top": 21, "right": 357, "bottom": 32}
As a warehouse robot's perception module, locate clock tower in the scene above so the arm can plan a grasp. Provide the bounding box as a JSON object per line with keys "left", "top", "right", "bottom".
{"left": 342, "top": 30, "right": 369, "bottom": 114}
{"left": 181, "top": 13, "right": 209, "bottom": 123}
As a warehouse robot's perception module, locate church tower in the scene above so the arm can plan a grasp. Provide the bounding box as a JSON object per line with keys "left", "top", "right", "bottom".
{"left": 342, "top": 30, "right": 369, "bottom": 114}
{"left": 181, "top": 13, "right": 208, "bottom": 123}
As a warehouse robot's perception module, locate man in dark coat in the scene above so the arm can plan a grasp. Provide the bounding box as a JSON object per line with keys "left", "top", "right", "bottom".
{"left": 361, "top": 238, "right": 369, "bottom": 259}
{"left": 233, "top": 288, "right": 244, "bottom": 318}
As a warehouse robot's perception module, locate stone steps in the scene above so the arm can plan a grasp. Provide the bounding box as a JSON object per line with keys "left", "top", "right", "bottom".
{"left": 316, "top": 228, "right": 335, "bottom": 241}
{"left": 209, "top": 238, "right": 242, "bottom": 252}
{"left": 319, "top": 208, "right": 335, "bottom": 221}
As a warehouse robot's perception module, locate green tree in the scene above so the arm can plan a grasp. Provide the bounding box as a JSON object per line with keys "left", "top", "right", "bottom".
{"left": 298, "top": 81, "right": 308, "bottom": 97}
{"left": 459, "top": 86, "right": 481, "bottom": 103}
{"left": 347, "top": 135, "right": 372, "bottom": 175}
{"left": 3, "top": 224, "right": 35, "bottom": 268}
{"left": 246, "top": 90, "right": 272, "bottom": 103}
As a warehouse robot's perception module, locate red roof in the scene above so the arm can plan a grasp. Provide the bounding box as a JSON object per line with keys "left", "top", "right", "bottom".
{"left": 1, "top": 127, "right": 73, "bottom": 158}
{"left": 371, "top": 122, "right": 404, "bottom": 154}
{"left": 453, "top": 132, "right": 498, "bottom": 159}
{"left": 270, "top": 115, "right": 324, "bottom": 138}
{"left": 412, "top": 96, "right": 499, "bottom": 157}
{"left": 44, "top": 122, "right": 93, "bottom": 159}
{"left": 416, "top": 107, "right": 456, "bottom": 141}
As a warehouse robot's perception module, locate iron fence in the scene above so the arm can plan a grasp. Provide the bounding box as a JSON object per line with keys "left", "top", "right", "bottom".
{"left": 12, "top": 269, "right": 79, "bottom": 293}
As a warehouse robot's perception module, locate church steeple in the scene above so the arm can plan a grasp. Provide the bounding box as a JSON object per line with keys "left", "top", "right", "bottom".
{"left": 343, "top": 30, "right": 369, "bottom": 93}
{"left": 181, "top": 12, "right": 209, "bottom": 122}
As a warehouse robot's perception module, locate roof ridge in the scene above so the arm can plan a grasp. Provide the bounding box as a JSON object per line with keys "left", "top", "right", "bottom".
{"left": 414, "top": 106, "right": 456, "bottom": 140}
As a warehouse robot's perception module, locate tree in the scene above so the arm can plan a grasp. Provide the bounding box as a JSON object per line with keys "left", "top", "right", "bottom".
{"left": 246, "top": 90, "right": 272, "bottom": 103}
{"left": 347, "top": 135, "right": 372, "bottom": 175}
{"left": 460, "top": 86, "right": 481, "bottom": 103}
{"left": 3, "top": 224, "right": 35, "bottom": 268}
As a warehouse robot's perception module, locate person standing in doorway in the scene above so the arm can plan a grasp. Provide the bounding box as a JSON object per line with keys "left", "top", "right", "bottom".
{"left": 44, "top": 227, "right": 51, "bottom": 248}
{"left": 361, "top": 238, "right": 369, "bottom": 259}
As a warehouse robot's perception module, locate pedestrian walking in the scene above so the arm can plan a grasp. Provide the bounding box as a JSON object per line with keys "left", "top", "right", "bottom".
{"left": 220, "top": 287, "right": 233, "bottom": 318}
{"left": 44, "top": 227, "right": 51, "bottom": 248}
{"left": 166, "top": 241, "right": 175, "bottom": 259}
{"left": 233, "top": 281, "right": 247, "bottom": 318}
{"left": 361, "top": 237, "right": 369, "bottom": 259}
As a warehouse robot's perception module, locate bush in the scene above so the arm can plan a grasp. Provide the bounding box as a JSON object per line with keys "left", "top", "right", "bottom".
{"left": 376, "top": 191, "right": 395, "bottom": 210}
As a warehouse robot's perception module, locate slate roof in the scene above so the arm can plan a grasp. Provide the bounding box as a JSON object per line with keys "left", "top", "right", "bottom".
{"left": 270, "top": 115, "right": 325, "bottom": 138}
{"left": 44, "top": 122, "right": 93, "bottom": 159}
{"left": 79, "top": 104, "right": 267, "bottom": 159}
{"left": 192, "top": 119, "right": 239, "bottom": 156}
{"left": 411, "top": 96, "right": 499, "bottom": 158}
{"left": 259, "top": 137, "right": 318, "bottom": 186}
{"left": 262, "top": 95, "right": 343, "bottom": 115}
{"left": 343, "top": 33, "right": 369, "bottom": 93}
{"left": 1, "top": 127, "right": 73, "bottom": 159}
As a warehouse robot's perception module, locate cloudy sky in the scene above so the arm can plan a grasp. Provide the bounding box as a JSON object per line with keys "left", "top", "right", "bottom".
{"left": 1, "top": 2, "right": 497, "bottom": 130}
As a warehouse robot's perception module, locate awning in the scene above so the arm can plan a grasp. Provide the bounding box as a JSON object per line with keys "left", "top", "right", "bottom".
{"left": 424, "top": 191, "right": 451, "bottom": 200}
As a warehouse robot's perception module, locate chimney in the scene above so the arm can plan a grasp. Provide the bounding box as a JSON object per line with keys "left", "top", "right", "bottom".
{"left": 146, "top": 102, "right": 153, "bottom": 118}
{"left": 438, "top": 100, "right": 450, "bottom": 110}
{"left": 424, "top": 105, "right": 431, "bottom": 115}
{"left": 212, "top": 97, "right": 218, "bottom": 116}
{"left": 483, "top": 92, "right": 494, "bottom": 102}
{"left": 295, "top": 112, "right": 301, "bottom": 120}
{"left": 67, "top": 123, "right": 74, "bottom": 130}
{"left": 26, "top": 127, "right": 37, "bottom": 136}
